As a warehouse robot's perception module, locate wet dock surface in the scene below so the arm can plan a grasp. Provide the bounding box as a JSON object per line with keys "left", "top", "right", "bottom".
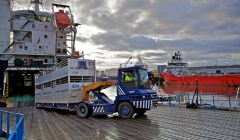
{"left": 2, "top": 106, "right": 240, "bottom": 140}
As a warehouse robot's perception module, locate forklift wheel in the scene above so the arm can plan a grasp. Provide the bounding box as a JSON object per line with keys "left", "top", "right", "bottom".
{"left": 76, "top": 102, "right": 92, "bottom": 118}
{"left": 118, "top": 102, "right": 134, "bottom": 119}
{"left": 135, "top": 109, "right": 147, "bottom": 115}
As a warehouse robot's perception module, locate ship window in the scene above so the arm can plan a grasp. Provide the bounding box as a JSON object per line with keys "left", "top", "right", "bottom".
{"left": 57, "top": 58, "right": 61, "bottom": 63}
{"left": 44, "top": 59, "right": 48, "bottom": 63}
{"left": 24, "top": 59, "right": 27, "bottom": 65}
{"left": 63, "top": 49, "right": 67, "bottom": 54}
{"left": 36, "top": 85, "right": 41, "bottom": 89}
{"left": 20, "top": 14, "right": 27, "bottom": 19}
{"left": 27, "top": 14, "right": 34, "bottom": 20}
{"left": 46, "top": 16, "right": 51, "bottom": 22}
{"left": 39, "top": 16, "right": 51, "bottom": 22}
{"left": 15, "top": 15, "right": 20, "bottom": 19}
{"left": 78, "top": 61, "right": 87, "bottom": 69}
{"left": 33, "top": 61, "right": 43, "bottom": 66}
{"left": 57, "top": 48, "right": 61, "bottom": 53}
{"left": 44, "top": 35, "right": 48, "bottom": 39}
{"left": 24, "top": 46, "right": 28, "bottom": 50}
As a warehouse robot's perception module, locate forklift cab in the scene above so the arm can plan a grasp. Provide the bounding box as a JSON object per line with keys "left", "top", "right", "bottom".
{"left": 119, "top": 66, "right": 150, "bottom": 91}
{"left": 115, "top": 66, "right": 157, "bottom": 118}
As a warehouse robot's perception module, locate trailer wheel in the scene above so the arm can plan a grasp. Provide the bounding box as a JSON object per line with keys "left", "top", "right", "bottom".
{"left": 135, "top": 109, "right": 147, "bottom": 115}
{"left": 118, "top": 102, "right": 134, "bottom": 119}
{"left": 76, "top": 102, "right": 92, "bottom": 118}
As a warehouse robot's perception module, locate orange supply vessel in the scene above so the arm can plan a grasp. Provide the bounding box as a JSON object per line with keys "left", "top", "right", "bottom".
{"left": 160, "top": 51, "right": 240, "bottom": 87}
{"left": 55, "top": 9, "right": 70, "bottom": 28}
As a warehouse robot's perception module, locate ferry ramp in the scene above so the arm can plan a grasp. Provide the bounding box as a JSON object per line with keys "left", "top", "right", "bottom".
{"left": 1, "top": 106, "right": 240, "bottom": 140}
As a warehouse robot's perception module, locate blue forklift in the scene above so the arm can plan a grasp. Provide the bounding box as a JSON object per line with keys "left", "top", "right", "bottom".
{"left": 77, "top": 66, "right": 158, "bottom": 119}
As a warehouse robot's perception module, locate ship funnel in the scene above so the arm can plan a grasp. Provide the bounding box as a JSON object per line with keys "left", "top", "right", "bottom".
{"left": 30, "top": 0, "right": 42, "bottom": 12}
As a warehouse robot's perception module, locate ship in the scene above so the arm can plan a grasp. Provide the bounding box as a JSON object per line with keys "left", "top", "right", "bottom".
{"left": 0, "top": 0, "right": 82, "bottom": 107}
{"left": 160, "top": 51, "right": 240, "bottom": 87}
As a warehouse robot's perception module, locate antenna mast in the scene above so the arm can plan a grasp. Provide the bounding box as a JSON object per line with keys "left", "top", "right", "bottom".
{"left": 30, "top": 0, "right": 42, "bottom": 12}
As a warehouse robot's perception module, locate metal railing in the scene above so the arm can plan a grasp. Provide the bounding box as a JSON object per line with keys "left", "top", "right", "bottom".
{"left": 0, "top": 110, "right": 24, "bottom": 140}
{"left": 158, "top": 93, "right": 240, "bottom": 110}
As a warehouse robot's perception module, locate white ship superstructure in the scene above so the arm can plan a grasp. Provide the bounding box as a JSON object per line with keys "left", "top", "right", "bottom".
{"left": 0, "top": 0, "right": 82, "bottom": 99}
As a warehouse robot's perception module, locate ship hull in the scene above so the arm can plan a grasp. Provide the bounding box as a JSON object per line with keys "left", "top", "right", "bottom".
{"left": 163, "top": 84, "right": 237, "bottom": 95}
{"left": 160, "top": 72, "right": 240, "bottom": 87}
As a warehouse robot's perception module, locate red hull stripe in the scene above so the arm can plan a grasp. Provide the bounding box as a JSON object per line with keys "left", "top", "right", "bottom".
{"left": 160, "top": 73, "right": 240, "bottom": 86}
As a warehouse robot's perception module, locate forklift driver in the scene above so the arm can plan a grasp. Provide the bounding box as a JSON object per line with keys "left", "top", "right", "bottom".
{"left": 124, "top": 72, "right": 133, "bottom": 82}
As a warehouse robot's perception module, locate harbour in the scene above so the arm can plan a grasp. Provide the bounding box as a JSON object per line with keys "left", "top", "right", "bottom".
{"left": 0, "top": 0, "right": 240, "bottom": 139}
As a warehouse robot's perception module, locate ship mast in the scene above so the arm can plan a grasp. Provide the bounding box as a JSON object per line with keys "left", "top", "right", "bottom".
{"left": 30, "top": 0, "right": 42, "bottom": 12}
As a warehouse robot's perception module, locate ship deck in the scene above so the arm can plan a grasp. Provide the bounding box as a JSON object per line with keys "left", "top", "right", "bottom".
{"left": 2, "top": 106, "right": 240, "bottom": 140}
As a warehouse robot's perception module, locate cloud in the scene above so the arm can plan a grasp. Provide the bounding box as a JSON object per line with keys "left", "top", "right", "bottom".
{"left": 13, "top": 0, "right": 240, "bottom": 69}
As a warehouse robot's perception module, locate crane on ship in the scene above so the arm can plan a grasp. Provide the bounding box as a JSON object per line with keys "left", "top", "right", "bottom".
{"left": 121, "top": 57, "right": 132, "bottom": 67}
{"left": 121, "top": 54, "right": 148, "bottom": 68}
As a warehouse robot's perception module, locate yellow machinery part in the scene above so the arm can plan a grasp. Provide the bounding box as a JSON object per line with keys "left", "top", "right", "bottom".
{"left": 82, "top": 81, "right": 113, "bottom": 101}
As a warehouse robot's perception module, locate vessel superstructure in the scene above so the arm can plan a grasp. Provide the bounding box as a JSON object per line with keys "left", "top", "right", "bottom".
{"left": 0, "top": 0, "right": 81, "bottom": 101}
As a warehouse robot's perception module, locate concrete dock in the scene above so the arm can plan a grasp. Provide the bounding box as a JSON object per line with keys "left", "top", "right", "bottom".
{"left": 2, "top": 106, "right": 240, "bottom": 140}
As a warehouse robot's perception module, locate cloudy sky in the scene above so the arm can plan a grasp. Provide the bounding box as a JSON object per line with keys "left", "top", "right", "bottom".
{"left": 14, "top": 0, "right": 240, "bottom": 70}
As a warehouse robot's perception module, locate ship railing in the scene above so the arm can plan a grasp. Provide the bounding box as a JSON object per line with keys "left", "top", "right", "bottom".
{"left": 158, "top": 93, "right": 240, "bottom": 110}
{"left": 187, "top": 93, "right": 240, "bottom": 110}
{"left": 0, "top": 110, "right": 24, "bottom": 140}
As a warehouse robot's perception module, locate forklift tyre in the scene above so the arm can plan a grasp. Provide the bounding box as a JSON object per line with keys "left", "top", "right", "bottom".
{"left": 118, "top": 102, "right": 134, "bottom": 119}
{"left": 135, "top": 109, "right": 147, "bottom": 115}
{"left": 76, "top": 102, "right": 92, "bottom": 118}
